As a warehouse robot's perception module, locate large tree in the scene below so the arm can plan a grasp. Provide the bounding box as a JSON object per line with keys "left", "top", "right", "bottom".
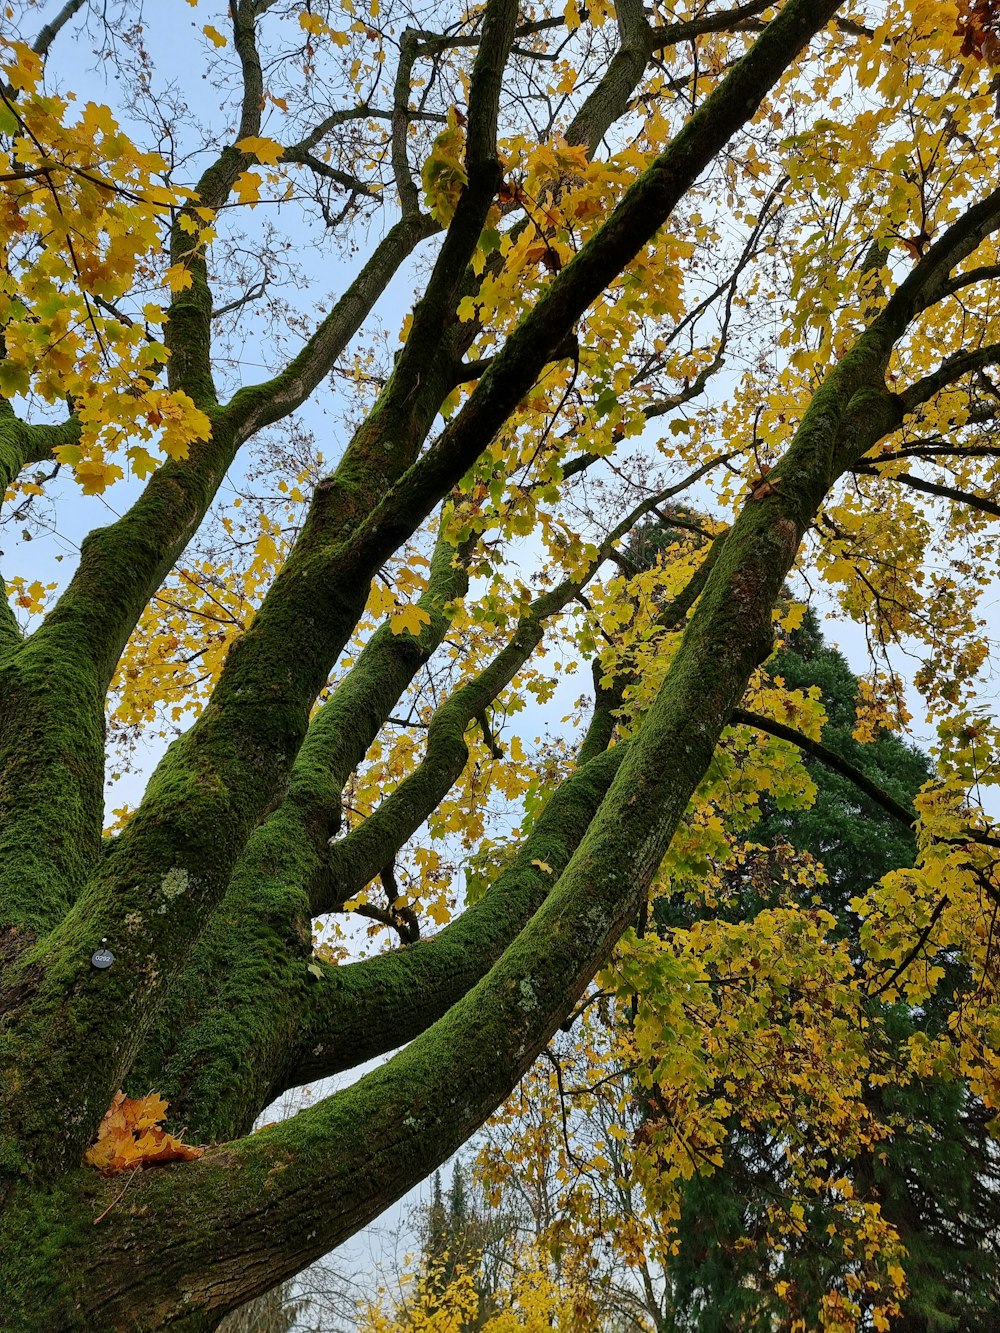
{"left": 4, "top": 1, "right": 1000, "bottom": 1328}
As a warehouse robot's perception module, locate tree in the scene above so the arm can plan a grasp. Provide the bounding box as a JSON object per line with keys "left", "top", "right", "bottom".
{"left": 216, "top": 1283, "right": 302, "bottom": 1333}
{"left": 665, "top": 616, "right": 1000, "bottom": 1331}
{"left": 403, "top": 1163, "right": 527, "bottom": 1330}
{"left": 4, "top": 1, "right": 1000, "bottom": 1328}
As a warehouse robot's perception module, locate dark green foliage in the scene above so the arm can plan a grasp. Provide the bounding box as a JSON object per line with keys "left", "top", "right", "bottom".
{"left": 756, "top": 608, "right": 931, "bottom": 917}
{"left": 665, "top": 609, "right": 1000, "bottom": 1331}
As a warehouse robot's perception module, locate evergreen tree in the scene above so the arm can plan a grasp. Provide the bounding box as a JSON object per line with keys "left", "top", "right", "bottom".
{"left": 416, "top": 1163, "right": 518, "bottom": 1330}
{"left": 756, "top": 612, "right": 931, "bottom": 920}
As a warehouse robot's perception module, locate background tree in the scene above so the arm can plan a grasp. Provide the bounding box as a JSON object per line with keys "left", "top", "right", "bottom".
{"left": 665, "top": 612, "right": 1000, "bottom": 1331}
{"left": 4, "top": 2, "right": 1000, "bottom": 1329}
{"left": 217, "top": 1284, "right": 302, "bottom": 1333}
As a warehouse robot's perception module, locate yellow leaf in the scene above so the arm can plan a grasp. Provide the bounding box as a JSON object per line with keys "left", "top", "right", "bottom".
{"left": 84, "top": 1090, "right": 203, "bottom": 1174}
{"left": 74, "top": 458, "right": 125, "bottom": 495}
{"left": 235, "top": 135, "right": 284, "bottom": 165}
{"left": 165, "top": 264, "right": 193, "bottom": 293}
{"left": 203, "top": 24, "right": 227, "bottom": 48}
{"left": 2, "top": 42, "right": 42, "bottom": 92}
{"left": 233, "top": 171, "right": 262, "bottom": 205}
{"left": 389, "top": 604, "right": 431, "bottom": 636}
{"left": 128, "top": 446, "right": 159, "bottom": 480}
{"left": 427, "top": 897, "right": 451, "bottom": 925}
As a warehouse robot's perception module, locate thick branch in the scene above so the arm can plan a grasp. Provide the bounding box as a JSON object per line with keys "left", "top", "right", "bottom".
{"left": 30, "top": 0, "right": 86, "bottom": 58}
{"left": 349, "top": 0, "right": 845, "bottom": 575}
{"left": 0, "top": 0, "right": 843, "bottom": 1189}
{"left": 315, "top": 479, "right": 715, "bottom": 915}
{"left": 391, "top": 30, "right": 422, "bottom": 214}
{"left": 879, "top": 188, "right": 1000, "bottom": 336}
{"left": 144, "top": 482, "right": 707, "bottom": 1136}
{"left": 133, "top": 528, "right": 473, "bottom": 1135}
{"left": 222, "top": 211, "right": 437, "bottom": 438}
{"left": 162, "top": 1, "right": 265, "bottom": 405}
{"left": 901, "top": 342, "right": 1000, "bottom": 414}
{"left": 284, "top": 743, "right": 626, "bottom": 1094}
{"left": 0, "top": 409, "right": 76, "bottom": 491}
{"left": 565, "top": 0, "right": 651, "bottom": 152}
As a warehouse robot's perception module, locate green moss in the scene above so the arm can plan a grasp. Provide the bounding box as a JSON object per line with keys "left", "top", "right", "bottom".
{"left": 285, "top": 745, "right": 626, "bottom": 1089}
{"left": 0, "top": 630, "right": 105, "bottom": 934}
{"left": 0, "top": 1174, "right": 99, "bottom": 1332}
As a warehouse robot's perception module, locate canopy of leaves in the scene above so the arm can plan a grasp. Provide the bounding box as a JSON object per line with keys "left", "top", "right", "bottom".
{"left": 3, "top": 2, "right": 1000, "bottom": 1330}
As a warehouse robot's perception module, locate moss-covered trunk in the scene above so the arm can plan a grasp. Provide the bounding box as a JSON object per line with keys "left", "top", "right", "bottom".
{"left": 1, "top": 3, "right": 909, "bottom": 1327}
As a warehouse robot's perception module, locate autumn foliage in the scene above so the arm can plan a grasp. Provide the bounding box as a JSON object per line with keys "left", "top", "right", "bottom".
{"left": 83, "top": 1091, "right": 203, "bottom": 1175}
{"left": 5, "top": 0, "right": 1000, "bottom": 1329}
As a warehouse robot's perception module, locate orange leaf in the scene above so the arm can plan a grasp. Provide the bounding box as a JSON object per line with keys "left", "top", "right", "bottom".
{"left": 84, "top": 1089, "right": 204, "bottom": 1174}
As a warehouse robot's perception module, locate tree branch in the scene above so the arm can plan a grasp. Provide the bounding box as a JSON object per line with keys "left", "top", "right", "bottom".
{"left": 648, "top": 0, "right": 774, "bottom": 50}
{"left": 314, "top": 480, "right": 716, "bottom": 916}
{"left": 729, "top": 707, "right": 917, "bottom": 829}
{"left": 0, "top": 0, "right": 844, "bottom": 1185}
{"left": 901, "top": 342, "right": 1000, "bottom": 414}
{"left": 351, "top": 0, "right": 845, "bottom": 577}
{"left": 853, "top": 462, "right": 1000, "bottom": 520}
{"left": 221, "top": 211, "right": 437, "bottom": 439}
{"left": 30, "top": 0, "right": 86, "bottom": 59}
{"left": 285, "top": 743, "right": 626, "bottom": 1093}
{"left": 144, "top": 479, "right": 702, "bottom": 1136}
{"left": 565, "top": 0, "right": 652, "bottom": 153}
{"left": 134, "top": 527, "right": 473, "bottom": 1136}
{"left": 869, "top": 895, "right": 949, "bottom": 998}
{"left": 391, "top": 29, "right": 422, "bottom": 214}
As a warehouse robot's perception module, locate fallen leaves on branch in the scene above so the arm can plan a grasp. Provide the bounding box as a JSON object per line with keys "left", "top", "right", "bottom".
{"left": 84, "top": 1091, "right": 204, "bottom": 1174}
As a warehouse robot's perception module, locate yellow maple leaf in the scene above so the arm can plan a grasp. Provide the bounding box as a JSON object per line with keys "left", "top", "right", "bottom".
{"left": 427, "top": 897, "right": 451, "bottom": 925}
{"left": 165, "top": 263, "right": 193, "bottom": 293}
{"left": 235, "top": 135, "right": 284, "bottom": 165}
{"left": 389, "top": 604, "right": 431, "bottom": 636}
{"left": 203, "top": 24, "right": 227, "bottom": 48}
{"left": 74, "top": 458, "right": 125, "bottom": 495}
{"left": 85, "top": 1090, "right": 203, "bottom": 1174}
{"left": 233, "top": 171, "right": 262, "bottom": 205}
{"left": 1, "top": 41, "right": 42, "bottom": 92}
{"left": 127, "top": 446, "right": 159, "bottom": 480}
